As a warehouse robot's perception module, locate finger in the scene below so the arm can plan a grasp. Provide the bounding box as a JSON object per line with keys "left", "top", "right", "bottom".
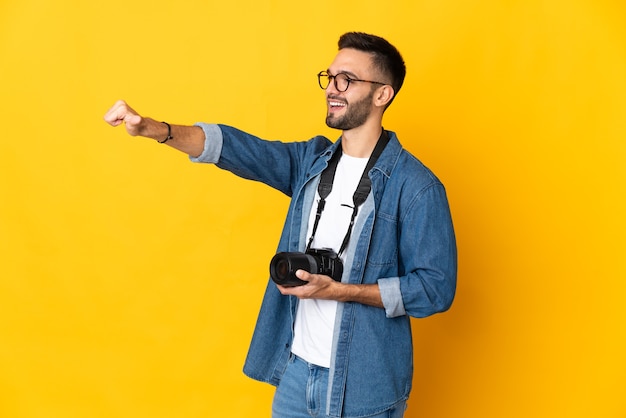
{"left": 295, "top": 270, "right": 312, "bottom": 282}
{"left": 103, "top": 101, "right": 126, "bottom": 126}
{"left": 103, "top": 100, "right": 122, "bottom": 119}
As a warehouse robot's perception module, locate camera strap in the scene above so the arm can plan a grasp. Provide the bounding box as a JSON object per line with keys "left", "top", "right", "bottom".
{"left": 306, "top": 129, "right": 390, "bottom": 256}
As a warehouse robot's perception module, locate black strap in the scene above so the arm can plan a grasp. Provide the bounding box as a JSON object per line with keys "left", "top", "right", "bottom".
{"left": 306, "top": 130, "right": 390, "bottom": 255}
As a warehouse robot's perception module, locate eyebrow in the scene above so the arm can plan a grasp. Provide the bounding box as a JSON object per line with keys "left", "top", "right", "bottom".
{"left": 327, "top": 69, "right": 359, "bottom": 79}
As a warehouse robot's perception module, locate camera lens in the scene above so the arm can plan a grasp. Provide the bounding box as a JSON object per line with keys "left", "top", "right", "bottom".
{"left": 275, "top": 259, "right": 290, "bottom": 279}
{"left": 270, "top": 252, "right": 317, "bottom": 287}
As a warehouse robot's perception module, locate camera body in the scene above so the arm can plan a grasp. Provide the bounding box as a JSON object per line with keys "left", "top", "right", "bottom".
{"left": 270, "top": 248, "right": 344, "bottom": 287}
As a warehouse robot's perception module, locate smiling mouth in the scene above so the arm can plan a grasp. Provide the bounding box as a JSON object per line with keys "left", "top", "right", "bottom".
{"left": 328, "top": 99, "right": 347, "bottom": 111}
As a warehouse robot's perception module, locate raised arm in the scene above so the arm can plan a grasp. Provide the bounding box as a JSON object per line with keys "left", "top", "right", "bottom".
{"left": 103, "top": 100, "right": 205, "bottom": 157}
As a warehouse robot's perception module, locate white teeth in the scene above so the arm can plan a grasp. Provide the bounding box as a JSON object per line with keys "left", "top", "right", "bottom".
{"left": 330, "top": 101, "right": 346, "bottom": 107}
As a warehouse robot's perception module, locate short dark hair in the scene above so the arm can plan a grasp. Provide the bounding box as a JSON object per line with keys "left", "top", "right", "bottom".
{"left": 338, "top": 32, "right": 406, "bottom": 106}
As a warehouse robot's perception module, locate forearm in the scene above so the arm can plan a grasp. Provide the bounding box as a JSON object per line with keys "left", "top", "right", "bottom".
{"left": 138, "top": 117, "right": 205, "bottom": 157}
{"left": 335, "top": 283, "right": 384, "bottom": 308}
{"left": 278, "top": 271, "right": 384, "bottom": 309}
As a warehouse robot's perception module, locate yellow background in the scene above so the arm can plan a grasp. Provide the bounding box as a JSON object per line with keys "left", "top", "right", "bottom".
{"left": 1, "top": 0, "right": 625, "bottom": 417}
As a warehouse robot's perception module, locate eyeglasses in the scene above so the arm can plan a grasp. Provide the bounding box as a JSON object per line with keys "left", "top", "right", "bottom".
{"left": 317, "top": 71, "right": 387, "bottom": 92}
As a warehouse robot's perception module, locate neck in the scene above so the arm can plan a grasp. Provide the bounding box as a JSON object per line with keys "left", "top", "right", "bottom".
{"left": 340, "top": 123, "right": 383, "bottom": 158}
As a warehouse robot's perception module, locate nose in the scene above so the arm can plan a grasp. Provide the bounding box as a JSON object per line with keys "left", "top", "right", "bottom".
{"left": 325, "top": 78, "right": 340, "bottom": 95}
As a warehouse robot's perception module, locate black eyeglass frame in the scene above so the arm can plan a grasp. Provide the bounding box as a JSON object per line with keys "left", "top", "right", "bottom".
{"left": 317, "top": 71, "right": 387, "bottom": 92}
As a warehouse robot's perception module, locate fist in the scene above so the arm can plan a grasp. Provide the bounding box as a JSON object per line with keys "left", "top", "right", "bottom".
{"left": 103, "top": 100, "right": 144, "bottom": 136}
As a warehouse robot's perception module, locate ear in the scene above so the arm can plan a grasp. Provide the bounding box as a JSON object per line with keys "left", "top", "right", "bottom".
{"left": 374, "top": 85, "right": 395, "bottom": 108}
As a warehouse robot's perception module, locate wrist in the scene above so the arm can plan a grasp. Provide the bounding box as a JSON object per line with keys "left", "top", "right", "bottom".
{"left": 138, "top": 118, "right": 169, "bottom": 141}
{"left": 158, "top": 121, "right": 173, "bottom": 143}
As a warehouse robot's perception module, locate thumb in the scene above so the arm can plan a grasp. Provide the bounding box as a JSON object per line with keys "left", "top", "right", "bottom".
{"left": 124, "top": 113, "right": 142, "bottom": 127}
{"left": 295, "top": 270, "right": 312, "bottom": 282}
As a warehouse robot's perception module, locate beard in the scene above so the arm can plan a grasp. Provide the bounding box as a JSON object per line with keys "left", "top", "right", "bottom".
{"left": 325, "top": 89, "right": 375, "bottom": 130}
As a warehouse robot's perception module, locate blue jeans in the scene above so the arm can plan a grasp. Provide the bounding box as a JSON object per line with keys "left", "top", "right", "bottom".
{"left": 272, "top": 354, "right": 407, "bottom": 418}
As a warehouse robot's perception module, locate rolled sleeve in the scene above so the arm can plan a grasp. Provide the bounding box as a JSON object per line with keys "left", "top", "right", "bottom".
{"left": 189, "top": 123, "right": 223, "bottom": 164}
{"left": 378, "top": 276, "right": 406, "bottom": 318}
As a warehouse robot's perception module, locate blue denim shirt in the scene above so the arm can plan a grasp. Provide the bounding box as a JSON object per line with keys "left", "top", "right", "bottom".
{"left": 191, "top": 123, "right": 457, "bottom": 417}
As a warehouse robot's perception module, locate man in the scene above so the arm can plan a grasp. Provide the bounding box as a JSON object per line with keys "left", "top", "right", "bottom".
{"left": 104, "top": 32, "right": 456, "bottom": 418}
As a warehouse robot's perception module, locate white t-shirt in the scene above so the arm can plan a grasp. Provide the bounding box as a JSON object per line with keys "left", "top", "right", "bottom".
{"left": 291, "top": 153, "right": 369, "bottom": 367}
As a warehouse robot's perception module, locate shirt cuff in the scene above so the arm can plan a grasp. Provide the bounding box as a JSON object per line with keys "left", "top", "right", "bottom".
{"left": 189, "top": 123, "right": 223, "bottom": 164}
{"left": 378, "top": 277, "right": 406, "bottom": 318}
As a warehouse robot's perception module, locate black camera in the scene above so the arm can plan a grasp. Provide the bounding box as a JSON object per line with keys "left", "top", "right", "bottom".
{"left": 269, "top": 248, "right": 344, "bottom": 287}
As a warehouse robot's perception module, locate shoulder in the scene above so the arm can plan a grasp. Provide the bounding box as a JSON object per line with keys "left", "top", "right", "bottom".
{"left": 385, "top": 131, "right": 444, "bottom": 190}
{"left": 398, "top": 150, "right": 442, "bottom": 186}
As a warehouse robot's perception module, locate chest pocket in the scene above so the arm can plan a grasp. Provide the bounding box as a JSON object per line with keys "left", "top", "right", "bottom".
{"left": 365, "top": 211, "right": 399, "bottom": 266}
